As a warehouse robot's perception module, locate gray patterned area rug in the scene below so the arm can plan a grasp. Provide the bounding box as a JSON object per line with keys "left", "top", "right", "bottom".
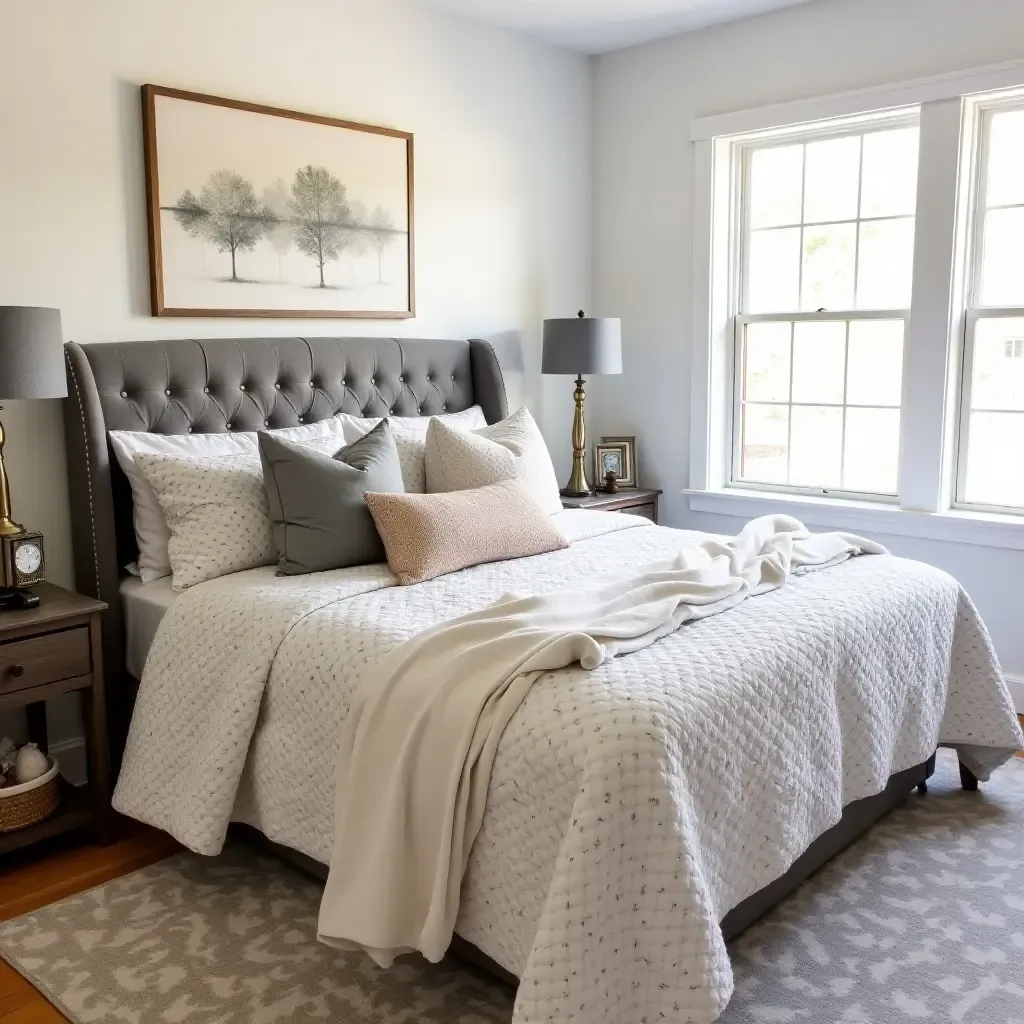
{"left": 1, "top": 751, "right": 1022, "bottom": 1024}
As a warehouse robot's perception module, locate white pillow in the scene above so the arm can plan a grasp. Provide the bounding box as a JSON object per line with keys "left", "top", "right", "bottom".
{"left": 110, "top": 432, "right": 255, "bottom": 583}
{"left": 133, "top": 450, "right": 274, "bottom": 591}
{"left": 424, "top": 407, "right": 563, "bottom": 516}
{"left": 110, "top": 416, "right": 348, "bottom": 584}
{"left": 341, "top": 406, "right": 487, "bottom": 493}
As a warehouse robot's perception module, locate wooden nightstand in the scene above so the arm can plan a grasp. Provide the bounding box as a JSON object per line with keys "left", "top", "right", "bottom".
{"left": 560, "top": 487, "right": 662, "bottom": 523}
{"left": 0, "top": 583, "right": 109, "bottom": 854}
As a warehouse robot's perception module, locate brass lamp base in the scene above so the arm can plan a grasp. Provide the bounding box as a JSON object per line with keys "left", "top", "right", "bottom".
{"left": 560, "top": 374, "right": 592, "bottom": 498}
{"left": 0, "top": 414, "right": 21, "bottom": 538}
{"left": 0, "top": 517, "right": 23, "bottom": 537}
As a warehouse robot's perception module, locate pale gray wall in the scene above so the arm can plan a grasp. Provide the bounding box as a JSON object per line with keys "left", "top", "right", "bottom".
{"left": 0, "top": 0, "right": 592, "bottom": 748}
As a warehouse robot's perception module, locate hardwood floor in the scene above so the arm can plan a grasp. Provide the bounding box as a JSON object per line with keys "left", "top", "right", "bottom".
{"left": 0, "top": 820, "right": 180, "bottom": 1022}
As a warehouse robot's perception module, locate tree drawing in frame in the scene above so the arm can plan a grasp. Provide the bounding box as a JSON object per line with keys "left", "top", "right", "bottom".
{"left": 143, "top": 84, "right": 414, "bottom": 318}
{"left": 261, "top": 179, "right": 293, "bottom": 282}
{"left": 170, "top": 171, "right": 272, "bottom": 282}
{"left": 367, "top": 206, "right": 397, "bottom": 284}
{"left": 289, "top": 164, "right": 351, "bottom": 288}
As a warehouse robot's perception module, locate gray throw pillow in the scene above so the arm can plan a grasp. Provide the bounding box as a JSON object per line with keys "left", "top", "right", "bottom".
{"left": 258, "top": 419, "right": 405, "bottom": 575}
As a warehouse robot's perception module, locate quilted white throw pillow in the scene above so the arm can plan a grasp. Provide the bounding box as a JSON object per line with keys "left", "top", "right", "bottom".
{"left": 134, "top": 450, "right": 275, "bottom": 591}
{"left": 109, "top": 431, "right": 257, "bottom": 584}
{"left": 110, "top": 415, "right": 349, "bottom": 584}
{"left": 424, "top": 407, "right": 563, "bottom": 515}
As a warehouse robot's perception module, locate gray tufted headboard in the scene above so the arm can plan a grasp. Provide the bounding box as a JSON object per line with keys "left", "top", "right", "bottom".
{"left": 63, "top": 334, "right": 523, "bottom": 766}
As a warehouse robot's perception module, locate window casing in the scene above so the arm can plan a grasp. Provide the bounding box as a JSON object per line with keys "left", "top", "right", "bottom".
{"left": 691, "top": 69, "right": 1024, "bottom": 533}
{"left": 731, "top": 116, "right": 919, "bottom": 500}
{"left": 955, "top": 100, "right": 1024, "bottom": 515}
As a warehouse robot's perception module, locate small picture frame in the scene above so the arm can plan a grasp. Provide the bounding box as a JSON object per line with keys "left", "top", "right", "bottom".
{"left": 600, "top": 435, "right": 637, "bottom": 488}
{"left": 594, "top": 442, "right": 627, "bottom": 486}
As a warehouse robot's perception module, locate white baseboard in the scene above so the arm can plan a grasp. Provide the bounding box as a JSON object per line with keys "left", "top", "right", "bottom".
{"left": 49, "top": 736, "right": 87, "bottom": 787}
{"left": 1007, "top": 674, "right": 1024, "bottom": 716}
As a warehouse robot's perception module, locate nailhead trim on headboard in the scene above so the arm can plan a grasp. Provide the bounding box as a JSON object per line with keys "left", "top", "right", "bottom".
{"left": 65, "top": 346, "right": 102, "bottom": 602}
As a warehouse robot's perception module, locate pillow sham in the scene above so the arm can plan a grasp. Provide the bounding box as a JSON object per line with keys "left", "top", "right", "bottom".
{"left": 424, "top": 407, "right": 563, "bottom": 516}
{"left": 109, "top": 432, "right": 255, "bottom": 584}
{"left": 134, "top": 450, "right": 274, "bottom": 591}
{"left": 341, "top": 406, "right": 488, "bottom": 493}
{"left": 258, "top": 420, "right": 405, "bottom": 575}
{"left": 364, "top": 479, "right": 568, "bottom": 586}
{"left": 110, "top": 416, "right": 349, "bottom": 583}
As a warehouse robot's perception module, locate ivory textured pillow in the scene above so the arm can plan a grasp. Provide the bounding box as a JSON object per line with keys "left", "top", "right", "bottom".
{"left": 109, "top": 431, "right": 256, "bottom": 584}
{"left": 134, "top": 450, "right": 274, "bottom": 591}
{"left": 341, "top": 406, "right": 488, "bottom": 493}
{"left": 365, "top": 479, "right": 568, "bottom": 585}
{"left": 424, "top": 407, "right": 563, "bottom": 515}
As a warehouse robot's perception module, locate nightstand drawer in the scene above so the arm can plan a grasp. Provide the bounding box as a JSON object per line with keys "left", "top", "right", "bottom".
{"left": 622, "top": 503, "right": 656, "bottom": 521}
{"left": 0, "top": 627, "right": 91, "bottom": 695}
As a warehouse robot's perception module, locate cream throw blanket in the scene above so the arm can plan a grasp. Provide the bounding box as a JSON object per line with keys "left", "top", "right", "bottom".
{"left": 317, "top": 515, "right": 887, "bottom": 965}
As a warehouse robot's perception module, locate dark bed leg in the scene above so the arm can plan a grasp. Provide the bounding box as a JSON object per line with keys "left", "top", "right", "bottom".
{"left": 916, "top": 751, "right": 937, "bottom": 794}
{"left": 959, "top": 760, "right": 979, "bottom": 791}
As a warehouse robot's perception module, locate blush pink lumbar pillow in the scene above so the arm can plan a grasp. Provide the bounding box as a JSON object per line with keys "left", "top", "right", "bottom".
{"left": 364, "top": 479, "right": 569, "bottom": 585}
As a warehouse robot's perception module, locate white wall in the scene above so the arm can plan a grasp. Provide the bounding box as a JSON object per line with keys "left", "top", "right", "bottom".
{"left": 0, "top": 0, "right": 590, "bottom": 753}
{"left": 591, "top": 0, "right": 1024, "bottom": 692}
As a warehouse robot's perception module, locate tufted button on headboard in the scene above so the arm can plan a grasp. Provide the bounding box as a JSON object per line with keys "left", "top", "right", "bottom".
{"left": 82, "top": 336, "right": 487, "bottom": 434}
{"left": 62, "top": 334, "right": 523, "bottom": 769}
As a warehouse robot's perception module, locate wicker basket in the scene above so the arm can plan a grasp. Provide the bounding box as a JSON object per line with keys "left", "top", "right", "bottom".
{"left": 0, "top": 757, "right": 60, "bottom": 833}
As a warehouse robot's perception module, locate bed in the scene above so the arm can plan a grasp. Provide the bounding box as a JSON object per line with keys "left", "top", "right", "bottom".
{"left": 63, "top": 334, "right": 1023, "bottom": 1023}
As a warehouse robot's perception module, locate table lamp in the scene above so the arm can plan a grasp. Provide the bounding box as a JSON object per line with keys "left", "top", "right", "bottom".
{"left": 0, "top": 307, "right": 66, "bottom": 609}
{"left": 542, "top": 311, "right": 622, "bottom": 497}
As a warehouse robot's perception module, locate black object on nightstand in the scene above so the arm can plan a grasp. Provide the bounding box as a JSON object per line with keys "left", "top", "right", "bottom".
{"left": 0, "top": 582, "right": 110, "bottom": 854}
{"left": 560, "top": 488, "right": 662, "bottom": 524}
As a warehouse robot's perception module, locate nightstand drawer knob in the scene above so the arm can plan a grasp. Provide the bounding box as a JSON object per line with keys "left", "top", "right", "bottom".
{"left": 8, "top": 664, "right": 24, "bottom": 678}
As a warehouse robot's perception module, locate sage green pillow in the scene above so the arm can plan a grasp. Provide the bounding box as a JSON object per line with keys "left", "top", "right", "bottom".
{"left": 258, "top": 419, "right": 405, "bottom": 575}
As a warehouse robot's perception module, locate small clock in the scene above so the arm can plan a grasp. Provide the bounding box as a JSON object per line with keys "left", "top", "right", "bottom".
{"left": 1, "top": 532, "right": 45, "bottom": 591}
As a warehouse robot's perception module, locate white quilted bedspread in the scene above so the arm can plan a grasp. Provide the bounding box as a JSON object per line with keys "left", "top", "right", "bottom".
{"left": 113, "top": 512, "right": 1023, "bottom": 1024}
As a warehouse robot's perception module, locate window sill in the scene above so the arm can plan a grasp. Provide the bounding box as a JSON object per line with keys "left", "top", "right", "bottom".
{"left": 684, "top": 488, "right": 1024, "bottom": 551}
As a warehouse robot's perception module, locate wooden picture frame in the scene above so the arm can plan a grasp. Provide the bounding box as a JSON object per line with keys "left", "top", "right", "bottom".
{"left": 142, "top": 85, "right": 415, "bottom": 319}
{"left": 600, "top": 435, "right": 637, "bottom": 488}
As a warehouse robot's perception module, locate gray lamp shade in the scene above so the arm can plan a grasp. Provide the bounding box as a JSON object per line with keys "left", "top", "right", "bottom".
{"left": 542, "top": 315, "right": 622, "bottom": 376}
{"left": 0, "top": 307, "right": 67, "bottom": 400}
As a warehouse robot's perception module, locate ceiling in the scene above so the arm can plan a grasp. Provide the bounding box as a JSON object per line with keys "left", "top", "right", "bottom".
{"left": 418, "top": 0, "right": 817, "bottom": 53}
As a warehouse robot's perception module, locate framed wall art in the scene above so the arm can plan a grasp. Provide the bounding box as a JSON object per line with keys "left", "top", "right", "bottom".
{"left": 141, "top": 85, "right": 415, "bottom": 318}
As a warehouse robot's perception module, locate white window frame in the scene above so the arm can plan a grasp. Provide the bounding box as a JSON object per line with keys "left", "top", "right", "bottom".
{"left": 953, "top": 96, "right": 1024, "bottom": 516}
{"left": 730, "top": 112, "right": 918, "bottom": 501}
{"left": 688, "top": 58, "right": 1024, "bottom": 551}
{"left": 732, "top": 312, "right": 908, "bottom": 502}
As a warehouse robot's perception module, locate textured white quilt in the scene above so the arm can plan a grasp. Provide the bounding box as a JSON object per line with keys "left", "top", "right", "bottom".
{"left": 113, "top": 511, "right": 1024, "bottom": 1024}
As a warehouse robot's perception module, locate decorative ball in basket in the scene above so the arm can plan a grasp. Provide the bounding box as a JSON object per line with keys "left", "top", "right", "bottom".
{"left": 0, "top": 740, "right": 59, "bottom": 833}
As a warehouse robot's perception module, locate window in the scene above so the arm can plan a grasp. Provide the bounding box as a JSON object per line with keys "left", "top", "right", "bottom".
{"left": 958, "top": 103, "right": 1024, "bottom": 513}
{"left": 735, "top": 121, "right": 919, "bottom": 497}
{"left": 692, "top": 66, "right": 1024, "bottom": 533}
